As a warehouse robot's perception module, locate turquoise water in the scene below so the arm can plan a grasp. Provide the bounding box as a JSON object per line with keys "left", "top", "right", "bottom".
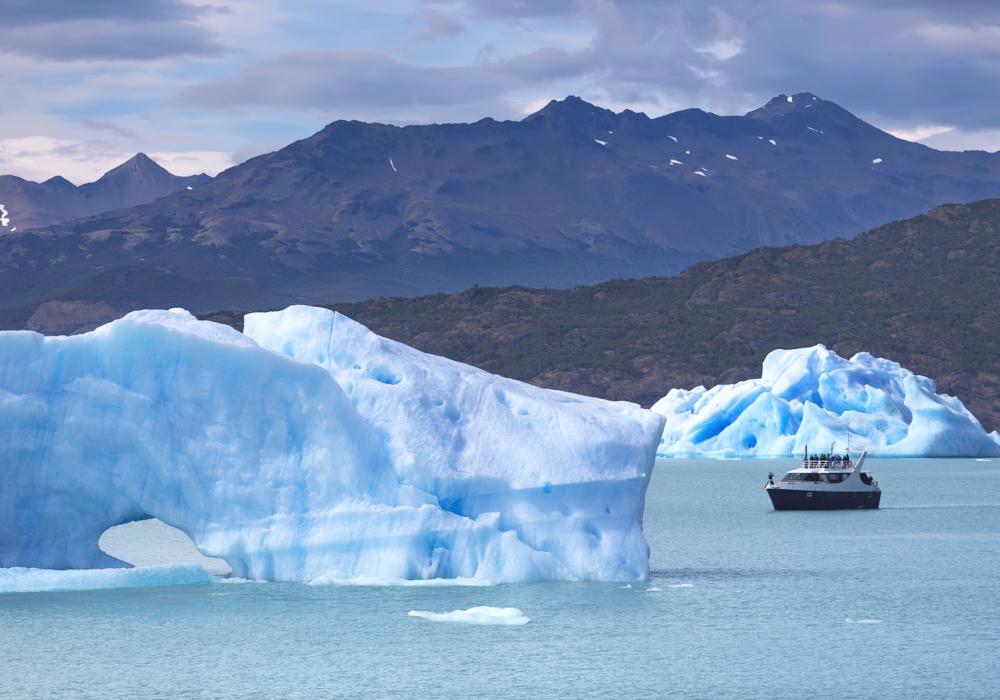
{"left": 2, "top": 458, "right": 999, "bottom": 699}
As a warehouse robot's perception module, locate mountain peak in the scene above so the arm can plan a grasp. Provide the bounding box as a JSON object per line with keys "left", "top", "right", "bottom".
{"left": 524, "top": 96, "right": 618, "bottom": 129}
{"left": 97, "top": 153, "right": 171, "bottom": 183}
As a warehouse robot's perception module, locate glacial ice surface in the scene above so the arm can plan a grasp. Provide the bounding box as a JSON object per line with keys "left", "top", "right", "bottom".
{"left": 245, "top": 306, "right": 664, "bottom": 582}
{"left": 0, "top": 307, "right": 662, "bottom": 583}
{"left": 652, "top": 345, "right": 1000, "bottom": 458}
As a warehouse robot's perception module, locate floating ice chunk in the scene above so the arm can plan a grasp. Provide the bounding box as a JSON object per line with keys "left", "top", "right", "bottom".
{"left": 668, "top": 583, "right": 693, "bottom": 588}
{"left": 668, "top": 136, "right": 678, "bottom": 142}
{"left": 670, "top": 159, "right": 683, "bottom": 165}
{"left": 807, "top": 127, "right": 818, "bottom": 132}
{"left": 787, "top": 96, "right": 793, "bottom": 102}
{"left": 757, "top": 136, "right": 763, "bottom": 140}
{"left": 646, "top": 586, "right": 663, "bottom": 592}
{"left": 725, "top": 154, "right": 738, "bottom": 160}
{"left": 845, "top": 618, "right": 883, "bottom": 624}
{"left": 769, "top": 139, "right": 777, "bottom": 145}
{"left": 619, "top": 584, "right": 632, "bottom": 588}
{"left": 389, "top": 158, "right": 397, "bottom": 172}
{"left": 652, "top": 345, "right": 1000, "bottom": 458}
{"left": 872, "top": 158, "right": 883, "bottom": 164}
{"left": 409, "top": 607, "right": 529, "bottom": 625}
{"left": 594, "top": 139, "right": 607, "bottom": 146}
{"left": 686, "top": 150, "right": 690, "bottom": 154}
{"left": 694, "top": 171, "right": 706, "bottom": 176}
{"left": 186, "top": 186, "right": 193, "bottom": 190}
{"left": 0, "top": 564, "right": 215, "bottom": 593}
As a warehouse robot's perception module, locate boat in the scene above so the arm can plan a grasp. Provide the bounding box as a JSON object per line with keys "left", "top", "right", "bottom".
{"left": 765, "top": 447, "right": 880, "bottom": 510}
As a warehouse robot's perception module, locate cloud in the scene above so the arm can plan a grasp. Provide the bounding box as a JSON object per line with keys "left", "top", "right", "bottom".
{"left": 404, "top": 8, "right": 467, "bottom": 48}
{"left": 0, "top": 0, "right": 226, "bottom": 61}
{"left": 175, "top": 49, "right": 518, "bottom": 112}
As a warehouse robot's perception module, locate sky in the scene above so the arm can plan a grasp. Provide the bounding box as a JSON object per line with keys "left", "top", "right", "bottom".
{"left": 2, "top": 0, "right": 999, "bottom": 184}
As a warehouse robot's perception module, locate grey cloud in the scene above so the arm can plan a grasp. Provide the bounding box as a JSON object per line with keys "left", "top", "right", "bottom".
{"left": 178, "top": 0, "right": 1000, "bottom": 137}
{"left": 405, "top": 8, "right": 467, "bottom": 47}
{"left": 1, "top": 20, "right": 226, "bottom": 61}
{"left": 175, "top": 49, "right": 517, "bottom": 112}
{"left": 2, "top": 0, "right": 210, "bottom": 26}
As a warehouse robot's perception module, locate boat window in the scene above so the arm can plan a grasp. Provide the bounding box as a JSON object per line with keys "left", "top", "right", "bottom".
{"left": 859, "top": 472, "right": 873, "bottom": 485}
{"left": 825, "top": 473, "right": 845, "bottom": 483}
{"left": 781, "top": 473, "right": 805, "bottom": 482}
{"left": 804, "top": 473, "right": 821, "bottom": 482}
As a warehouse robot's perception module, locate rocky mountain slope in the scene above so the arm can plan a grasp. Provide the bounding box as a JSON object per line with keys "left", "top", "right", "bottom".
{"left": 4, "top": 94, "right": 1000, "bottom": 323}
{"left": 0, "top": 153, "right": 211, "bottom": 231}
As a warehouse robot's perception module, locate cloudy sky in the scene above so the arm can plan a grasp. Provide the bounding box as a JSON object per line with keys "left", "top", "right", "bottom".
{"left": 2, "top": 0, "right": 998, "bottom": 184}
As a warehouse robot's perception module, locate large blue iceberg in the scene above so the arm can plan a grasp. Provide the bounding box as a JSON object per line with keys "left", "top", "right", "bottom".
{"left": 652, "top": 345, "right": 1000, "bottom": 458}
{"left": 0, "top": 308, "right": 663, "bottom": 583}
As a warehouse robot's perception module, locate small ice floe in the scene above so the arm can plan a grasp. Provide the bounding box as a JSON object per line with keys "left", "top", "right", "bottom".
{"left": 872, "top": 158, "right": 882, "bottom": 164}
{"left": 685, "top": 150, "right": 690, "bottom": 154}
{"left": 309, "top": 574, "right": 497, "bottom": 587}
{"left": 769, "top": 139, "right": 777, "bottom": 145}
{"left": 646, "top": 586, "right": 663, "bottom": 592}
{"left": 186, "top": 186, "right": 193, "bottom": 190}
{"left": 619, "top": 584, "right": 632, "bottom": 589}
{"left": 694, "top": 171, "right": 706, "bottom": 177}
{"left": 0, "top": 564, "right": 215, "bottom": 593}
{"left": 668, "top": 135, "right": 678, "bottom": 142}
{"left": 845, "top": 618, "right": 883, "bottom": 624}
{"left": 977, "top": 459, "right": 993, "bottom": 462}
{"left": 725, "top": 154, "right": 738, "bottom": 160}
{"left": 807, "top": 127, "right": 818, "bottom": 132}
{"left": 757, "top": 136, "right": 763, "bottom": 140}
{"left": 608, "top": 130, "right": 613, "bottom": 134}
{"left": 594, "top": 139, "right": 607, "bottom": 146}
{"left": 670, "top": 159, "right": 683, "bottom": 165}
{"left": 787, "top": 96, "right": 793, "bottom": 103}
{"left": 668, "top": 583, "right": 694, "bottom": 588}
{"left": 408, "top": 606, "right": 529, "bottom": 625}
{"left": 389, "top": 158, "right": 397, "bottom": 172}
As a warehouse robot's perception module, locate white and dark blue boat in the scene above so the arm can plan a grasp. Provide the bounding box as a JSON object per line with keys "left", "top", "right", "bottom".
{"left": 765, "top": 448, "right": 880, "bottom": 510}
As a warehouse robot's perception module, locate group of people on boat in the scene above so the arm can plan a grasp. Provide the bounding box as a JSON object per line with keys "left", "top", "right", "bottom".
{"left": 805, "top": 453, "right": 852, "bottom": 468}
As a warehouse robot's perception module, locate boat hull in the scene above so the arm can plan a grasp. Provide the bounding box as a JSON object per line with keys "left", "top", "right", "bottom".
{"left": 767, "top": 488, "right": 881, "bottom": 510}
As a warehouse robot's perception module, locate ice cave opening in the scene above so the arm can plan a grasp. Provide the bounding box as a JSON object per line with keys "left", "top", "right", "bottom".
{"left": 98, "top": 519, "right": 232, "bottom": 576}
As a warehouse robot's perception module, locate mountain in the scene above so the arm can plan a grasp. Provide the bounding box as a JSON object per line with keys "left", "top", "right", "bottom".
{"left": 4, "top": 94, "right": 1000, "bottom": 323}
{"left": 306, "top": 199, "right": 1000, "bottom": 433}
{"left": 0, "top": 153, "right": 211, "bottom": 231}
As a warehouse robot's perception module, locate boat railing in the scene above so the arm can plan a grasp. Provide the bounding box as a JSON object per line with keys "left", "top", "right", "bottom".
{"left": 800, "top": 455, "right": 853, "bottom": 470}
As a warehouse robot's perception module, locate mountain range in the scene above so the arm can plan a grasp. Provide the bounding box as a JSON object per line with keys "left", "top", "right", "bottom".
{"left": 0, "top": 153, "right": 211, "bottom": 232}
{"left": 4, "top": 93, "right": 1000, "bottom": 327}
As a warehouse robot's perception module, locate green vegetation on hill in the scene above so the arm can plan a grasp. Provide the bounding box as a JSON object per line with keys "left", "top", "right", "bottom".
{"left": 321, "top": 200, "right": 1000, "bottom": 432}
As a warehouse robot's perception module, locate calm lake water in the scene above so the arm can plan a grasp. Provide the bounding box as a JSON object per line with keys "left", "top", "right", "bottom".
{"left": 2, "top": 458, "right": 999, "bottom": 699}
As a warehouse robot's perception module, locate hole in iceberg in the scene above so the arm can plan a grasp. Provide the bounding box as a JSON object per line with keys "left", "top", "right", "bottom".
{"left": 98, "top": 518, "right": 232, "bottom": 576}
{"left": 370, "top": 364, "right": 402, "bottom": 385}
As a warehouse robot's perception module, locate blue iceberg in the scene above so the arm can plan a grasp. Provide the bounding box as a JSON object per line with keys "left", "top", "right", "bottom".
{"left": 652, "top": 345, "right": 1000, "bottom": 458}
{"left": 0, "top": 308, "right": 663, "bottom": 583}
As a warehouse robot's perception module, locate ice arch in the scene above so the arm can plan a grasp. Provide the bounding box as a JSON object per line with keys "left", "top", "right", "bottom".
{"left": 0, "top": 309, "right": 662, "bottom": 582}
{"left": 99, "top": 518, "right": 232, "bottom": 576}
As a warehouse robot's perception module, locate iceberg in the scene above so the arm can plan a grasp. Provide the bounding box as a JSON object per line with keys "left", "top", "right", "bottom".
{"left": 0, "top": 308, "right": 662, "bottom": 583}
{"left": 652, "top": 345, "right": 1000, "bottom": 458}
{"left": 244, "top": 306, "right": 664, "bottom": 582}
